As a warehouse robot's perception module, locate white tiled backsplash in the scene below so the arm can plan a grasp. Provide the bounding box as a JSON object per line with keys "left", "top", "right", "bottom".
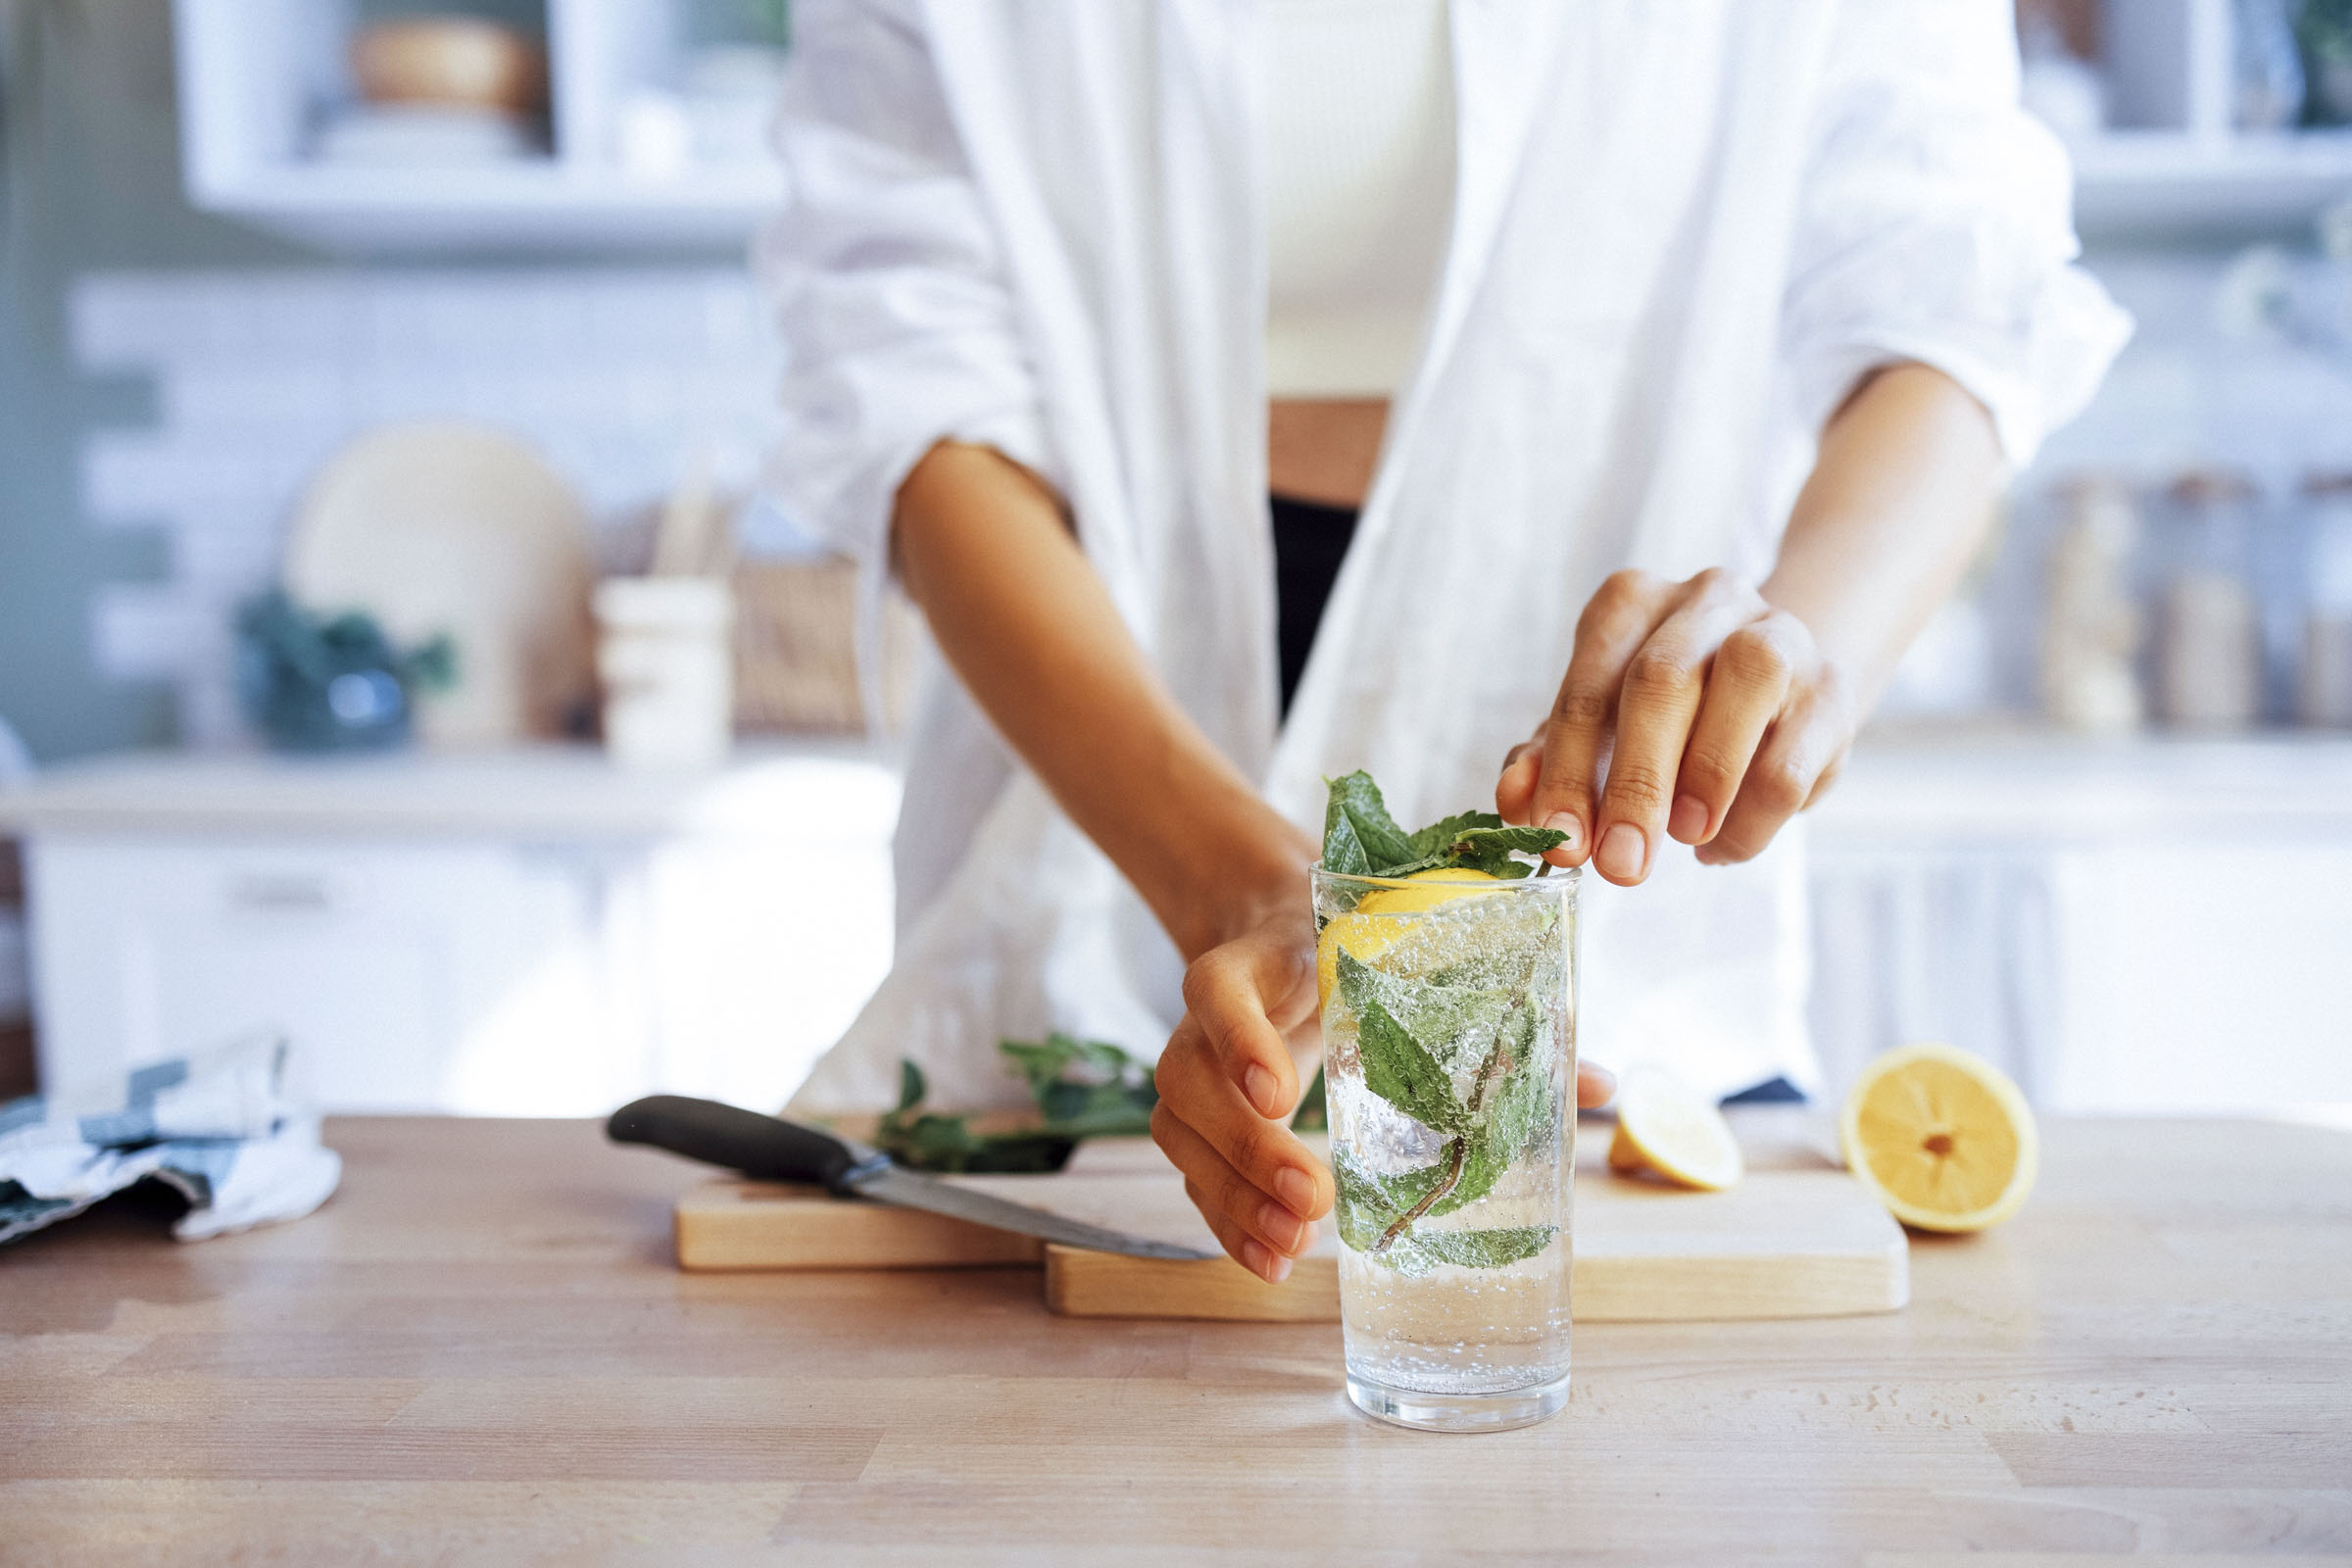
{"left": 67, "top": 249, "right": 2352, "bottom": 746}
{"left": 72, "top": 268, "right": 789, "bottom": 747}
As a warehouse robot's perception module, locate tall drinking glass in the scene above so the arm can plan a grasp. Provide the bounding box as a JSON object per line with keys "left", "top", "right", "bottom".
{"left": 1313, "top": 864, "right": 1578, "bottom": 1432}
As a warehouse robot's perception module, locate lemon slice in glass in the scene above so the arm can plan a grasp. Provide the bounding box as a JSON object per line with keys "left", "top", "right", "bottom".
{"left": 1610, "top": 1063, "right": 1743, "bottom": 1191}
{"left": 1838, "top": 1043, "right": 2037, "bottom": 1234}
{"left": 1314, "top": 866, "right": 1501, "bottom": 1011}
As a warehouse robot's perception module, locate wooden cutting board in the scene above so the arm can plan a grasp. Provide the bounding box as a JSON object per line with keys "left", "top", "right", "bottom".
{"left": 671, "top": 1124, "right": 1909, "bottom": 1323}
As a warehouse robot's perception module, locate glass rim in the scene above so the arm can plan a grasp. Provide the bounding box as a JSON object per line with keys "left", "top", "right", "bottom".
{"left": 1310, "top": 862, "right": 1580, "bottom": 894}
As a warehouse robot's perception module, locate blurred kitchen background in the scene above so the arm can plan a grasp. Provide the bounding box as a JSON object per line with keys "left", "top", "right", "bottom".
{"left": 1, "top": 0, "right": 2349, "bottom": 1121}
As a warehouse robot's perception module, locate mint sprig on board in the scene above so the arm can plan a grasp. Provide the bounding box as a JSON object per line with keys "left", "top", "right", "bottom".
{"left": 1319, "top": 770, "right": 1567, "bottom": 880}
{"left": 873, "top": 1035, "right": 1158, "bottom": 1173}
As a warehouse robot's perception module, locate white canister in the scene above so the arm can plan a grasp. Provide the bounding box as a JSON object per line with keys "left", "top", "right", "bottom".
{"left": 594, "top": 577, "right": 734, "bottom": 769}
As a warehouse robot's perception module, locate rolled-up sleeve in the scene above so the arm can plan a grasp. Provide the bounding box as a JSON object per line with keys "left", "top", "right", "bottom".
{"left": 1779, "top": 0, "right": 2132, "bottom": 466}
{"left": 757, "top": 0, "right": 1055, "bottom": 565}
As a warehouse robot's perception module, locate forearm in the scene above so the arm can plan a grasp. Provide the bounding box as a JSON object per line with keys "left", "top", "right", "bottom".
{"left": 892, "top": 441, "right": 1312, "bottom": 959}
{"left": 1762, "top": 363, "right": 2006, "bottom": 712}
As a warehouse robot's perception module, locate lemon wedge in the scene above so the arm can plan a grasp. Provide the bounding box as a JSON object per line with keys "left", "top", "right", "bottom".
{"left": 1314, "top": 866, "right": 1502, "bottom": 1012}
{"left": 1609, "top": 1063, "right": 1743, "bottom": 1191}
{"left": 1838, "top": 1043, "right": 2037, "bottom": 1233}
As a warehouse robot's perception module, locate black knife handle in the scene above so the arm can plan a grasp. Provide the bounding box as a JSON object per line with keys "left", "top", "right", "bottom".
{"left": 606, "top": 1095, "right": 886, "bottom": 1194}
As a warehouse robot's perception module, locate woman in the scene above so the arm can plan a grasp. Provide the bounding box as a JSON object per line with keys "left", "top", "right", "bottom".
{"left": 760, "top": 0, "right": 2128, "bottom": 1281}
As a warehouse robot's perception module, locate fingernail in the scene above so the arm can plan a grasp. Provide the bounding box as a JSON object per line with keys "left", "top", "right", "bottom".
{"left": 1245, "top": 1064, "right": 1279, "bottom": 1117}
{"left": 1669, "top": 794, "right": 1708, "bottom": 842}
{"left": 1258, "top": 1201, "right": 1305, "bottom": 1253}
{"left": 1241, "top": 1239, "right": 1290, "bottom": 1283}
{"left": 1275, "top": 1166, "right": 1315, "bottom": 1215}
{"left": 1596, "top": 822, "right": 1646, "bottom": 881}
{"left": 1543, "top": 811, "right": 1584, "bottom": 858}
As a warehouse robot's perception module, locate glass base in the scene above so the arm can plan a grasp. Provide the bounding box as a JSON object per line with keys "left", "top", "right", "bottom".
{"left": 1344, "top": 1368, "right": 1570, "bottom": 1433}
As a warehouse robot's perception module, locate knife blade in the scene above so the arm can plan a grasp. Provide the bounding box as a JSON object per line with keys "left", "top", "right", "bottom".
{"left": 607, "top": 1094, "right": 1217, "bottom": 1262}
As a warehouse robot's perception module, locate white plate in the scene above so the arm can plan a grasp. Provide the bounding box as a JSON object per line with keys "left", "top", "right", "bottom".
{"left": 284, "top": 422, "right": 594, "bottom": 749}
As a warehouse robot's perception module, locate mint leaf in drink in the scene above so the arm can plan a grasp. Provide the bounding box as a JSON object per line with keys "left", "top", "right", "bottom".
{"left": 1408, "top": 809, "right": 1503, "bottom": 859}
{"left": 1412, "top": 1224, "right": 1559, "bottom": 1269}
{"left": 1320, "top": 771, "right": 1568, "bottom": 877}
{"left": 1322, "top": 771, "right": 1419, "bottom": 875}
{"left": 1336, "top": 949, "right": 1469, "bottom": 1135}
{"left": 1441, "top": 825, "right": 1569, "bottom": 878}
{"left": 1333, "top": 1149, "right": 1445, "bottom": 1251}
{"left": 1433, "top": 1007, "right": 1549, "bottom": 1216}
{"left": 1338, "top": 954, "right": 1517, "bottom": 1078}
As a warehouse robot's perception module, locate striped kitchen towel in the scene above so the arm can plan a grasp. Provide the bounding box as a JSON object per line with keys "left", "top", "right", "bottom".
{"left": 0, "top": 1032, "right": 341, "bottom": 1245}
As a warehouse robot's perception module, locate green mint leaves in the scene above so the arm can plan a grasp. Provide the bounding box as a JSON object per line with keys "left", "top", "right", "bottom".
{"left": 873, "top": 1035, "right": 1159, "bottom": 1173}
{"left": 1320, "top": 771, "right": 1567, "bottom": 880}
{"left": 1320, "top": 770, "right": 1418, "bottom": 876}
{"left": 1332, "top": 945, "right": 1558, "bottom": 1272}
{"left": 1411, "top": 1225, "right": 1559, "bottom": 1270}
{"left": 1344, "top": 951, "right": 1473, "bottom": 1137}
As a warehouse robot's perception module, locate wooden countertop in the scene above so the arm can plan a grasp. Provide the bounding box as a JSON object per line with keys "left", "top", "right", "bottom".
{"left": 6, "top": 1113, "right": 2348, "bottom": 1560}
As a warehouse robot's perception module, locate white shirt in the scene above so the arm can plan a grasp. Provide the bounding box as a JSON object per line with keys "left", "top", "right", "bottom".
{"left": 760, "top": 0, "right": 2130, "bottom": 1113}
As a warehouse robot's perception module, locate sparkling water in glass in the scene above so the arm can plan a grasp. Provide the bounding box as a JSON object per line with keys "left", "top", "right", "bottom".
{"left": 1312, "top": 864, "right": 1578, "bottom": 1432}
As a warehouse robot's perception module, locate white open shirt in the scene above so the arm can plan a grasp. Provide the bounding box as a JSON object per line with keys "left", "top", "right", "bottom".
{"left": 760, "top": 0, "right": 2131, "bottom": 1112}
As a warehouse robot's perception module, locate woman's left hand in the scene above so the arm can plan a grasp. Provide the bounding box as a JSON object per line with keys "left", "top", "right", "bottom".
{"left": 1496, "top": 567, "right": 1855, "bottom": 883}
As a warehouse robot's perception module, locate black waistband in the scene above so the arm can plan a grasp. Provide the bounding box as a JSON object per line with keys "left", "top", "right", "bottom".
{"left": 1270, "top": 493, "right": 1359, "bottom": 717}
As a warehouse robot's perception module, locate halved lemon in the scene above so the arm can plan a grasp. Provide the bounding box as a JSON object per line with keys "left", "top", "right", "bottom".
{"left": 1314, "top": 866, "right": 1501, "bottom": 1012}
{"left": 1838, "top": 1043, "right": 2037, "bottom": 1234}
{"left": 1610, "top": 1063, "right": 1743, "bottom": 1191}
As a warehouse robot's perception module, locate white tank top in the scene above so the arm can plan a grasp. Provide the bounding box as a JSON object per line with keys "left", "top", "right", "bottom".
{"left": 1263, "top": 0, "right": 1455, "bottom": 400}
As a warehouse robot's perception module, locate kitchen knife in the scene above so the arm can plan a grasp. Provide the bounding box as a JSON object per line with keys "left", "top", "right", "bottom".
{"left": 607, "top": 1094, "right": 1217, "bottom": 1262}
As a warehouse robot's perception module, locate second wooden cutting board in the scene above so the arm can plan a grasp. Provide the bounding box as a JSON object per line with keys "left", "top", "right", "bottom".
{"left": 673, "top": 1124, "right": 1909, "bottom": 1323}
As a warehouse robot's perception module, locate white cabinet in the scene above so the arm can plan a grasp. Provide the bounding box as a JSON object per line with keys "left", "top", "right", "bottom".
{"left": 1808, "top": 733, "right": 2352, "bottom": 1115}
{"left": 3, "top": 746, "right": 898, "bottom": 1114}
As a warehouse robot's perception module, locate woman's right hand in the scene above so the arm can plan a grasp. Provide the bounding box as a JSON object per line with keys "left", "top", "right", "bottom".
{"left": 1152, "top": 897, "right": 1620, "bottom": 1283}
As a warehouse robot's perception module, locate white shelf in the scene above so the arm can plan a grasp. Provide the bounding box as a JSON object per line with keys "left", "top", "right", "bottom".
{"left": 2072, "top": 130, "right": 2352, "bottom": 240}
{"left": 172, "top": 0, "right": 2352, "bottom": 255}
{"left": 185, "top": 162, "right": 785, "bottom": 255}
{"left": 172, "top": 0, "right": 787, "bottom": 256}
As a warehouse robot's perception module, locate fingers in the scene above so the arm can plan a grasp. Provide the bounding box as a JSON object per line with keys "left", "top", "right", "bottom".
{"left": 1671, "top": 611, "right": 1806, "bottom": 847}
{"left": 1178, "top": 928, "right": 1310, "bottom": 1117}
{"left": 1495, "top": 739, "right": 1543, "bottom": 824}
{"left": 1575, "top": 1058, "right": 1616, "bottom": 1109}
{"left": 1590, "top": 569, "right": 1763, "bottom": 886}
{"left": 1697, "top": 672, "right": 1855, "bottom": 866}
{"left": 1527, "top": 570, "right": 1672, "bottom": 865}
{"left": 1155, "top": 1103, "right": 1319, "bottom": 1281}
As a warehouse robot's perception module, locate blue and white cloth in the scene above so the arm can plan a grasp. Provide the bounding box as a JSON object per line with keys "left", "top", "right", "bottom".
{"left": 0, "top": 1033, "right": 341, "bottom": 1245}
